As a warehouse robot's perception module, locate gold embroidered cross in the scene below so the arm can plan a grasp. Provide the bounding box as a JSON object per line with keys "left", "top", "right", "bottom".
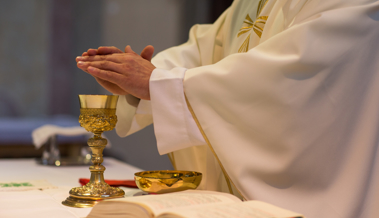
{"left": 238, "top": 0, "right": 269, "bottom": 53}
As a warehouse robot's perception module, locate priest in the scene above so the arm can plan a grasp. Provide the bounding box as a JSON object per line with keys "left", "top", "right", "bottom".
{"left": 76, "top": 0, "right": 379, "bottom": 217}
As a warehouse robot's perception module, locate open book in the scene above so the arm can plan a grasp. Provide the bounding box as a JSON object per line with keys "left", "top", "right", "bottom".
{"left": 87, "top": 190, "right": 304, "bottom": 218}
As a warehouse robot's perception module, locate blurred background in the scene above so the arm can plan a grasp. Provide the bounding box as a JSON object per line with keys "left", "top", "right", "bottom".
{"left": 0, "top": 0, "right": 232, "bottom": 170}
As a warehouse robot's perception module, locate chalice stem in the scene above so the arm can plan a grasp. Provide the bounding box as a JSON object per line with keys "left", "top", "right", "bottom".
{"left": 88, "top": 133, "right": 107, "bottom": 184}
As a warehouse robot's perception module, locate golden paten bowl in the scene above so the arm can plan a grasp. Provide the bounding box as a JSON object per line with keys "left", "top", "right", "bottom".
{"left": 134, "top": 170, "right": 202, "bottom": 194}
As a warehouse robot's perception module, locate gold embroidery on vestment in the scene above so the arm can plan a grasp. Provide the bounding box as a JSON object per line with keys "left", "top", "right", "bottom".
{"left": 238, "top": 0, "right": 269, "bottom": 52}
{"left": 238, "top": 33, "right": 251, "bottom": 53}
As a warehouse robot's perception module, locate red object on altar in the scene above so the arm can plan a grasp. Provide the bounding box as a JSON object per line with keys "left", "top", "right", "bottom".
{"left": 79, "top": 178, "right": 138, "bottom": 188}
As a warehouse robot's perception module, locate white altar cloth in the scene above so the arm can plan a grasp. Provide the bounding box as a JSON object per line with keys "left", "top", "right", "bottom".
{"left": 0, "top": 158, "right": 142, "bottom": 218}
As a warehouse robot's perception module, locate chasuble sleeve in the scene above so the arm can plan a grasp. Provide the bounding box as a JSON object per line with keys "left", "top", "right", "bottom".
{"left": 116, "top": 9, "right": 229, "bottom": 139}
{"left": 115, "top": 95, "right": 153, "bottom": 137}
{"left": 146, "top": 9, "right": 230, "bottom": 153}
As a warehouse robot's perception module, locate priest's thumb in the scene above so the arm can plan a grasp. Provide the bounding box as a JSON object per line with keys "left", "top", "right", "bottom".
{"left": 140, "top": 45, "right": 154, "bottom": 62}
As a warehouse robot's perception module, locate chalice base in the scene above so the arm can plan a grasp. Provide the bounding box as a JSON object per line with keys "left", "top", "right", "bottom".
{"left": 62, "top": 183, "right": 125, "bottom": 208}
{"left": 62, "top": 196, "right": 99, "bottom": 208}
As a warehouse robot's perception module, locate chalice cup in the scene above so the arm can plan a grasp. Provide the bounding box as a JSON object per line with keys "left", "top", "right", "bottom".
{"left": 62, "top": 95, "right": 125, "bottom": 208}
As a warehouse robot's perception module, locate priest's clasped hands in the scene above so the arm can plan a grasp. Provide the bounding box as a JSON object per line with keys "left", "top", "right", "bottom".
{"left": 76, "top": 45, "right": 156, "bottom": 100}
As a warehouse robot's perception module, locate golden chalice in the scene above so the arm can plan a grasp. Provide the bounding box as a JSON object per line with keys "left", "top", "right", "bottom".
{"left": 62, "top": 95, "right": 125, "bottom": 208}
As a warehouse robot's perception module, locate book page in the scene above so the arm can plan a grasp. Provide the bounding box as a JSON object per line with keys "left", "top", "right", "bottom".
{"left": 158, "top": 201, "right": 304, "bottom": 218}
{"left": 117, "top": 190, "right": 241, "bottom": 215}
{"left": 87, "top": 201, "right": 151, "bottom": 218}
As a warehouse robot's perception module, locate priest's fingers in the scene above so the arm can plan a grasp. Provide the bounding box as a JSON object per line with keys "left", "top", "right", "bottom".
{"left": 94, "top": 77, "right": 128, "bottom": 95}
{"left": 87, "top": 67, "right": 125, "bottom": 87}
{"left": 76, "top": 53, "right": 127, "bottom": 64}
{"left": 78, "top": 60, "right": 122, "bottom": 73}
{"left": 87, "top": 65, "right": 151, "bottom": 100}
{"left": 86, "top": 48, "right": 98, "bottom": 56}
{"left": 77, "top": 58, "right": 91, "bottom": 73}
{"left": 77, "top": 63, "right": 88, "bottom": 73}
{"left": 79, "top": 46, "right": 121, "bottom": 59}
{"left": 76, "top": 49, "right": 98, "bottom": 62}
{"left": 124, "top": 45, "right": 137, "bottom": 54}
{"left": 97, "top": 46, "right": 123, "bottom": 55}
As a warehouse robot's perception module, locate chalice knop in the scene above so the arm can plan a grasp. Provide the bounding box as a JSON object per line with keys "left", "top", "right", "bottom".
{"left": 62, "top": 95, "right": 124, "bottom": 208}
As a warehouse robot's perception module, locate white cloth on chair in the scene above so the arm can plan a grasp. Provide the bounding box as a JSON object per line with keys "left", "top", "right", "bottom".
{"left": 32, "top": 125, "right": 98, "bottom": 149}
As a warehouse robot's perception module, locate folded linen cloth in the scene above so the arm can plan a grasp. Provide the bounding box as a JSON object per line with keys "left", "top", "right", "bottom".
{"left": 32, "top": 124, "right": 111, "bottom": 149}
{"left": 79, "top": 178, "right": 138, "bottom": 188}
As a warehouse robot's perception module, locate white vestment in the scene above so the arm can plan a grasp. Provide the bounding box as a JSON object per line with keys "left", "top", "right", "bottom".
{"left": 116, "top": 0, "right": 379, "bottom": 217}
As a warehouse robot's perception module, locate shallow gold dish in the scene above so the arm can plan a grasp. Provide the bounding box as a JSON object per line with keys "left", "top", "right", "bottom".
{"left": 134, "top": 170, "right": 202, "bottom": 194}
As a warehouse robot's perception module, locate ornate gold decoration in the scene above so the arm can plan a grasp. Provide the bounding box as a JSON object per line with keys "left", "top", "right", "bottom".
{"left": 134, "top": 170, "right": 202, "bottom": 194}
{"left": 238, "top": 0, "right": 269, "bottom": 52}
{"left": 79, "top": 108, "right": 117, "bottom": 133}
{"left": 70, "top": 181, "right": 122, "bottom": 197}
{"left": 62, "top": 95, "right": 124, "bottom": 208}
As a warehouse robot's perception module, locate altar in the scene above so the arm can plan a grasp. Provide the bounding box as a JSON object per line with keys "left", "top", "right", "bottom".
{"left": 0, "top": 158, "right": 142, "bottom": 218}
